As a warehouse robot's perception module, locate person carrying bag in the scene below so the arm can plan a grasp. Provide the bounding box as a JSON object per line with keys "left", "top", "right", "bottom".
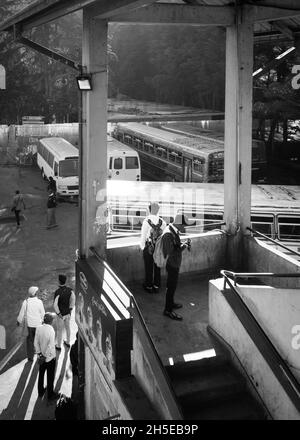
{"left": 17, "top": 286, "right": 45, "bottom": 362}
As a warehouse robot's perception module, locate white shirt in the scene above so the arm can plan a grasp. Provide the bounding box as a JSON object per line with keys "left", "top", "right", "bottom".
{"left": 140, "top": 214, "right": 166, "bottom": 250}
{"left": 17, "top": 296, "right": 45, "bottom": 328}
{"left": 34, "top": 324, "right": 56, "bottom": 362}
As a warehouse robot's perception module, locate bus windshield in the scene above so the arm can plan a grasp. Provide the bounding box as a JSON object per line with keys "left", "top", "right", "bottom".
{"left": 59, "top": 159, "right": 78, "bottom": 177}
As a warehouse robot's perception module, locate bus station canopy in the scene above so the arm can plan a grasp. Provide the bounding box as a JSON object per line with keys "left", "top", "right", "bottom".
{"left": 0, "top": 0, "right": 300, "bottom": 44}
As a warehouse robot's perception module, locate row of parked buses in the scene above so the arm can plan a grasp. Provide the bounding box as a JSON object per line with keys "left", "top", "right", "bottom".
{"left": 36, "top": 136, "right": 141, "bottom": 197}
{"left": 105, "top": 181, "right": 300, "bottom": 244}
{"left": 112, "top": 122, "right": 267, "bottom": 183}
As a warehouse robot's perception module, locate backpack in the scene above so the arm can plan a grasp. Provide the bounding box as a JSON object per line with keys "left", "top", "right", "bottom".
{"left": 146, "top": 218, "right": 163, "bottom": 255}
{"left": 153, "top": 234, "right": 168, "bottom": 268}
{"left": 55, "top": 394, "right": 77, "bottom": 420}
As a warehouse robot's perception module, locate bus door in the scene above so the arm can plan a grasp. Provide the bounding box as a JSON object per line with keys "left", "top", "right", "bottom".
{"left": 183, "top": 157, "right": 193, "bottom": 182}
{"left": 111, "top": 156, "right": 123, "bottom": 180}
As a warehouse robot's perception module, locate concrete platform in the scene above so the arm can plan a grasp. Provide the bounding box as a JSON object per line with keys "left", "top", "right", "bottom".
{"left": 127, "top": 272, "right": 221, "bottom": 366}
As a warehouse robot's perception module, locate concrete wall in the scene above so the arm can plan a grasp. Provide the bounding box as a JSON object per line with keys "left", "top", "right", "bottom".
{"left": 236, "top": 284, "right": 300, "bottom": 383}
{"left": 131, "top": 306, "right": 182, "bottom": 420}
{"left": 0, "top": 125, "right": 8, "bottom": 149}
{"left": 107, "top": 231, "right": 227, "bottom": 283}
{"left": 244, "top": 236, "right": 300, "bottom": 288}
{"left": 209, "top": 279, "right": 300, "bottom": 420}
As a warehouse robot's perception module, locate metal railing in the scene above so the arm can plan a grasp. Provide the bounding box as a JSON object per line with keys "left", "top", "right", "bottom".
{"left": 220, "top": 269, "right": 300, "bottom": 412}
{"left": 248, "top": 226, "right": 300, "bottom": 258}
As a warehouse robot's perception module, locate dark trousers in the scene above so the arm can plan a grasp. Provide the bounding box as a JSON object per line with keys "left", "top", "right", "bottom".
{"left": 38, "top": 358, "right": 56, "bottom": 397}
{"left": 165, "top": 263, "right": 180, "bottom": 312}
{"left": 14, "top": 209, "right": 21, "bottom": 226}
{"left": 143, "top": 247, "right": 161, "bottom": 287}
{"left": 26, "top": 327, "right": 36, "bottom": 361}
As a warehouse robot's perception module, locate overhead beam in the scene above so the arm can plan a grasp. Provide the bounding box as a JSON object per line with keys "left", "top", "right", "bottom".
{"left": 107, "top": 4, "right": 234, "bottom": 26}
{"left": 253, "top": 6, "right": 300, "bottom": 23}
{"left": 270, "top": 21, "right": 294, "bottom": 40}
{"left": 0, "top": 0, "right": 157, "bottom": 33}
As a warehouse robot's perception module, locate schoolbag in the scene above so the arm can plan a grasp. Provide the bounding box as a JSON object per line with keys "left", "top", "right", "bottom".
{"left": 153, "top": 234, "right": 168, "bottom": 268}
{"left": 147, "top": 218, "right": 163, "bottom": 254}
{"left": 55, "top": 394, "right": 77, "bottom": 420}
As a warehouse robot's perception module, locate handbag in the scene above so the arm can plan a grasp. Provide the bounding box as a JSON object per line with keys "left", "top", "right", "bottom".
{"left": 17, "top": 300, "right": 29, "bottom": 339}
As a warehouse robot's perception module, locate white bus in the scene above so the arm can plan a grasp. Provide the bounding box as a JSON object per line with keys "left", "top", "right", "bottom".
{"left": 37, "top": 136, "right": 141, "bottom": 197}
{"left": 37, "top": 137, "right": 79, "bottom": 197}
{"left": 107, "top": 136, "right": 141, "bottom": 181}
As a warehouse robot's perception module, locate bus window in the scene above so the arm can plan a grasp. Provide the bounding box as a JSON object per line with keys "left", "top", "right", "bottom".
{"left": 277, "top": 215, "right": 300, "bottom": 241}
{"left": 193, "top": 157, "right": 204, "bottom": 173}
{"left": 48, "top": 152, "right": 54, "bottom": 168}
{"left": 251, "top": 214, "right": 274, "bottom": 237}
{"left": 109, "top": 157, "right": 113, "bottom": 170}
{"left": 114, "top": 158, "right": 123, "bottom": 169}
{"left": 54, "top": 161, "right": 58, "bottom": 176}
{"left": 59, "top": 158, "right": 78, "bottom": 177}
{"left": 124, "top": 134, "right": 132, "bottom": 144}
{"left": 126, "top": 157, "right": 139, "bottom": 169}
{"left": 169, "top": 151, "right": 177, "bottom": 162}
{"left": 176, "top": 153, "right": 182, "bottom": 164}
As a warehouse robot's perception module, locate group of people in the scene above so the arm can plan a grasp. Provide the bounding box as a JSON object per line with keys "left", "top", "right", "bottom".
{"left": 17, "top": 274, "right": 75, "bottom": 401}
{"left": 140, "top": 202, "right": 191, "bottom": 321}
{"left": 11, "top": 176, "right": 58, "bottom": 230}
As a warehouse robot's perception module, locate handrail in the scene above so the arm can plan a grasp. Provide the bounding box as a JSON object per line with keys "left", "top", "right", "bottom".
{"left": 89, "top": 247, "right": 183, "bottom": 419}
{"left": 247, "top": 226, "right": 300, "bottom": 258}
{"left": 222, "top": 270, "right": 300, "bottom": 287}
{"left": 220, "top": 269, "right": 300, "bottom": 411}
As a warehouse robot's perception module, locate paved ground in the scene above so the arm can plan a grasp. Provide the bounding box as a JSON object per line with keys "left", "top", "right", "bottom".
{"left": 0, "top": 165, "right": 78, "bottom": 362}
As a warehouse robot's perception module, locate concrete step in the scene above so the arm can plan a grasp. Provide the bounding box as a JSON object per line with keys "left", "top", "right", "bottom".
{"left": 184, "top": 391, "right": 266, "bottom": 420}
{"left": 165, "top": 354, "right": 229, "bottom": 380}
{"left": 175, "top": 366, "right": 246, "bottom": 409}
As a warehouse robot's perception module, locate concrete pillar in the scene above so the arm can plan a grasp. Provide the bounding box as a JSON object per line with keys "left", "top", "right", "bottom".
{"left": 80, "top": 10, "right": 108, "bottom": 258}
{"left": 224, "top": 5, "right": 254, "bottom": 268}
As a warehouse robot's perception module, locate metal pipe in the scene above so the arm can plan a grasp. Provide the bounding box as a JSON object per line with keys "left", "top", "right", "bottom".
{"left": 247, "top": 226, "right": 300, "bottom": 258}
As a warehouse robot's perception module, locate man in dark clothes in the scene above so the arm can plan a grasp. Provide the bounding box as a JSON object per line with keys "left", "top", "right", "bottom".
{"left": 53, "top": 274, "right": 75, "bottom": 349}
{"left": 47, "top": 177, "right": 57, "bottom": 195}
{"left": 162, "top": 215, "right": 191, "bottom": 321}
{"left": 46, "top": 190, "right": 58, "bottom": 229}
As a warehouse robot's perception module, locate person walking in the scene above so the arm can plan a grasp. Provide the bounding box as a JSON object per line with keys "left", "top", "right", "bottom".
{"left": 53, "top": 274, "right": 76, "bottom": 350}
{"left": 17, "top": 286, "right": 45, "bottom": 361}
{"left": 34, "top": 312, "right": 58, "bottom": 400}
{"left": 140, "top": 202, "right": 166, "bottom": 293}
{"left": 11, "top": 190, "right": 26, "bottom": 228}
{"left": 47, "top": 177, "right": 57, "bottom": 195}
{"left": 162, "top": 215, "right": 191, "bottom": 321}
{"left": 46, "top": 190, "right": 58, "bottom": 229}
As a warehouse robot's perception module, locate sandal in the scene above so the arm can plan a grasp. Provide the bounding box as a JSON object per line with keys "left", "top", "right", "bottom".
{"left": 163, "top": 310, "right": 183, "bottom": 321}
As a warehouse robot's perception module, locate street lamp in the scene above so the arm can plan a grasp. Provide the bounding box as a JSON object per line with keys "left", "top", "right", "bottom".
{"left": 76, "top": 74, "right": 92, "bottom": 91}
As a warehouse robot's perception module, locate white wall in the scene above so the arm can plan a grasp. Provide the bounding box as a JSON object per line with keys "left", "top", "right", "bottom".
{"left": 209, "top": 279, "right": 300, "bottom": 420}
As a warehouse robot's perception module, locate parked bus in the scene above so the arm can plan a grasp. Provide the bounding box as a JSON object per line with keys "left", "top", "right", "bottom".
{"left": 106, "top": 181, "right": 300, "bottom": 245}
{"left": 37, "top": 136, "right": 141, "bottom": 197}
{"left": 107, "top": 136, "right": 141, "bottom": 181}
{"left": 112, "top": 123, "right": 267, "bottom": 182}
{"left": 37, "top": 137, "right": 79, "bottom": 197}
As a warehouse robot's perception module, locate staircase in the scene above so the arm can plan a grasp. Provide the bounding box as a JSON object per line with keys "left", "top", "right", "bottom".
{"left": 165, "top": 354, "right": 267, "bottom": 420}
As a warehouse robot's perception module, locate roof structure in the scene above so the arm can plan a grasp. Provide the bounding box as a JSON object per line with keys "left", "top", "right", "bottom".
{"left": 0, "top": 1, "right": 300, "bottom": 45}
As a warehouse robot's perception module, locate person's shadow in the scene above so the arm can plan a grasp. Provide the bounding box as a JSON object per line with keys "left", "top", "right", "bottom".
{"left": 0, "top": 360, "right": 38, "bottom": 420}
{"left": 30, "top": 349, "right": 69, "bottom": 420}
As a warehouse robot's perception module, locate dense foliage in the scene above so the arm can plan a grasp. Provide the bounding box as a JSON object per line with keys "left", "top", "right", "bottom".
{"left": 0, "top": 1, "right": 299, "bottom": 131}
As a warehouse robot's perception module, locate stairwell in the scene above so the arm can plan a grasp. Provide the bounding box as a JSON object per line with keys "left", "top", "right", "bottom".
{"left": 165, "top": 353, "right": 267, "bottom": 420}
